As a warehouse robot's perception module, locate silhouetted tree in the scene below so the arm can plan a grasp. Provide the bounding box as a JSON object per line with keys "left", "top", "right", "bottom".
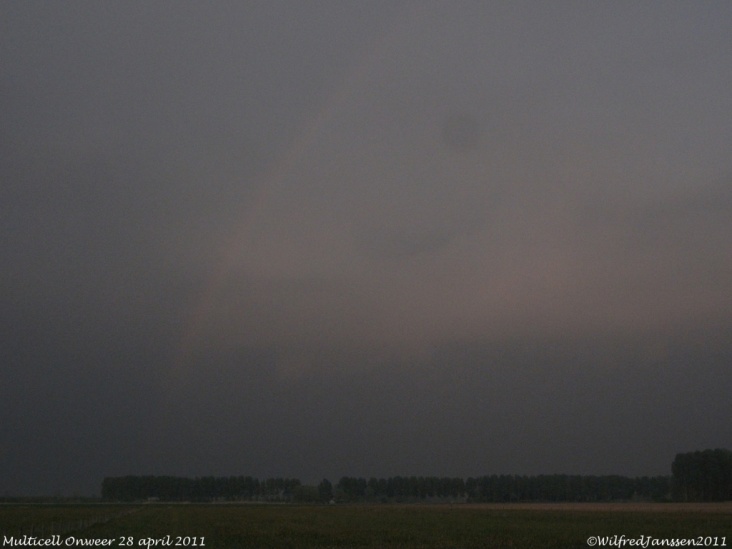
{"left": 318, "top": 479, "right": 333, "bottom": 502}
{"left": 673, "top": 449, "right": 732, "bottom": 501}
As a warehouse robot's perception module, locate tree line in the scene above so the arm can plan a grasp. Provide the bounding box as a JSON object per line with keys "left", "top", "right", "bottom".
{"left": 101, "top": 475, "right": 302, "bottom": 502}
{"left": 101, "top": 449, "right": 732, "bottom": 503}
{"left": 671, "top": 448, "right": 732, "bottom": 501}
{"left": 335, "top": 474, "right": 670, "bottom": 503}
{"left": 101, "top": 474, "right": 669, "bottom": 503}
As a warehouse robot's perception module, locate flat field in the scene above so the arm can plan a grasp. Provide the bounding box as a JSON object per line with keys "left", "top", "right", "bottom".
{"left": 2, "top": 503, "right": 731, "bottom": 548}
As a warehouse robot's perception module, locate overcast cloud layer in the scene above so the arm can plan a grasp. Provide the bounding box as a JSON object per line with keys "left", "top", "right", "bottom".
{"left": 2, "top": 2, "right": 732, "bottom": 496}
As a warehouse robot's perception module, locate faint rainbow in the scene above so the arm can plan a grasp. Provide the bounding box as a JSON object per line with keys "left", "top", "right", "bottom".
{"left": 170, "top": 4, "right": 429, "bottom": 381}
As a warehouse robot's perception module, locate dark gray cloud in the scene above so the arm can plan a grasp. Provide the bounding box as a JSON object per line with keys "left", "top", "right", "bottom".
{"left": 2, "top": 1, "right": 732, "bottom": 496}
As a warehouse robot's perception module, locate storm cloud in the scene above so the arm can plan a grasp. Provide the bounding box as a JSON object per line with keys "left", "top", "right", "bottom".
{"left": 2, "top": 1, "right": 732, "bottom": 496}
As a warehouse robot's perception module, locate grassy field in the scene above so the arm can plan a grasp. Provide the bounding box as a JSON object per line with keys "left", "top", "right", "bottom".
{"left": 1, "top": 503, "right": 731, "bottom": 548}
{"left": 0, "top": 504, "right": 133, "bottom": 536}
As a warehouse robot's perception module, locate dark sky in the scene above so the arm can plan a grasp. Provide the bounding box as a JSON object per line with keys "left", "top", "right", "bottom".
{"left": 2, "top": 2, "right": 732, "bottom": 497}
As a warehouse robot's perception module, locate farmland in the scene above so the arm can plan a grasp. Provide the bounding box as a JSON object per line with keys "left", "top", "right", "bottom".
{"left": 2, "top": 503, "right": 731, "bottom": 548}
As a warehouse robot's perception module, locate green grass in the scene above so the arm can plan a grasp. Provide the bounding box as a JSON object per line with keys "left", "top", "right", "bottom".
{"left": 0, "top": 504, "right": 133, "bottom": 535}
{"left": 2, "top": 504, "right": 730, "bottom": 548}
